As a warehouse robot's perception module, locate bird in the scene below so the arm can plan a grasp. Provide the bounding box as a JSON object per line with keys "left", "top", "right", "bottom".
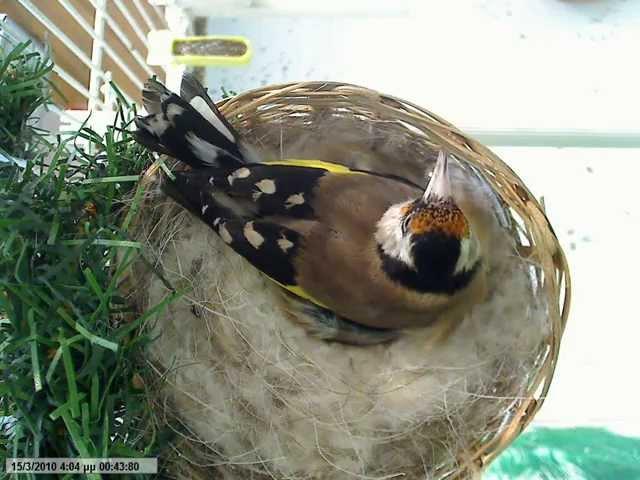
{"left": 134, "top": 74, "right": 486, "bottom": 345}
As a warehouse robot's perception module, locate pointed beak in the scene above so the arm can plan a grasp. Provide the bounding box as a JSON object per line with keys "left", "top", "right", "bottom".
{"left": 422, "top": 150, "right": 451, "bottom": 202}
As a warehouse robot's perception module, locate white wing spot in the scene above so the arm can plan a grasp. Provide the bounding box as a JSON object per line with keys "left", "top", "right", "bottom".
{"left": 227, "top": 167, "right": 251, "bottom": 185}
{"left": 218, "top": 223, "right": 232, "bottom": 244}
{"left": 255, "top": 179, "right": 276, "bottom": 194}
{"left": 189, "top": 96, "right": 235, "bottom": 143}
{"left": 186, "top": 132, "right": 220, "bottom": 164}
{"left": 285, "top": 193, "right": 305, "bottom": 209}
{"left": 201, "top": 204, "right": 209, "bottom": 215}
{"left": 166, "top": 103, "right": 185, "bottom": 122}
{"left": 213, "top": 217, "right": 221, "bottom": 226}
{"left": 147, "top": 115, "right": 169, "bottom": 136}
{"left": 243, "top": 221, "right": 264, "bottom": 249}
{"left": 277, "top": 235, "right": 294, "bottom": 252}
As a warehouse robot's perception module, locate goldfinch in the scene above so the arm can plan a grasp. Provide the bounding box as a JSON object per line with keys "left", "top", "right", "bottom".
{"left": 134, "top": 74, "right": 485, "bottom": 345}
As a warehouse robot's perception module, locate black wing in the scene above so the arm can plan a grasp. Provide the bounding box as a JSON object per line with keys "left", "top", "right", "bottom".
{"left": 135, "top": 75, "right": 244, "bottom": 168}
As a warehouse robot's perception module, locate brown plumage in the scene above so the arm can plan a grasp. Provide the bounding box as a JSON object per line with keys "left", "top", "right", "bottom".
{"left": 282, "top": 173, "right": 481, "bottom": 329}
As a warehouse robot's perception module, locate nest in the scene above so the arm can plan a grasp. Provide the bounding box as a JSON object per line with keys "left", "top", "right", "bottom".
{"left": 130, "top": 82, "right": 570, "bottom": 479}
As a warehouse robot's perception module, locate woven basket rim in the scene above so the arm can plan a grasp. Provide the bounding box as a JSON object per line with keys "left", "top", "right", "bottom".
{"left": 141, "top": 80, "right": 571, "bottom": 478}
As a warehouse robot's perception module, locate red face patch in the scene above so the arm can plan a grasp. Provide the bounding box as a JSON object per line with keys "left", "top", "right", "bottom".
{"left": 408, "top": 199, "right": 469, "bottom": 239}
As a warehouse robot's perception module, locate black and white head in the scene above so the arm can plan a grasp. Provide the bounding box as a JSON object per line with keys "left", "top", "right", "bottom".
{"left": 375, "top": 151, "right": 482, "bottom": 294}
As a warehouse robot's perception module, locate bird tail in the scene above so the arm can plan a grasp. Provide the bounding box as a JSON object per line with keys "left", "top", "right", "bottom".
{"left": 134, "top": 73, "right": 247, "bottom": 169}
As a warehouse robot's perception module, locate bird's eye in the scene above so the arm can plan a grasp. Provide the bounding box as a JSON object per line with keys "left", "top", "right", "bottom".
{"left": 401, "top": 215, "right": 411, "bottom": 234}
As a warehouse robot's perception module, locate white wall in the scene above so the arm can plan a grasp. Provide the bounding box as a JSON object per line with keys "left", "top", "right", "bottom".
{"left": 205, "top": 0, "right": 640, "bottom": 141}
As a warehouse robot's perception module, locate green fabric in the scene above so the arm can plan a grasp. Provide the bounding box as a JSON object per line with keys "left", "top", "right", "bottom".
{"left": 485, "top": 427, "right": 640, "bottom": 480}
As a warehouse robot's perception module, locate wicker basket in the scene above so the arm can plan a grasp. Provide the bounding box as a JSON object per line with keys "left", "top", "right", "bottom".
{"left": 137, "top": 82, "right": 571, "bottom": 479}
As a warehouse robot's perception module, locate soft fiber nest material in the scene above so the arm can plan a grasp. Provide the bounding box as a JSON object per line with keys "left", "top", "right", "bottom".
{"left": 130, "top": 82, "right": 570, "bottom": 479}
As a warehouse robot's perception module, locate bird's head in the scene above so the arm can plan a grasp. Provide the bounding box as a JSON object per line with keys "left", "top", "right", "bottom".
{"left": 375, "top": 151, "right": 482, "bottom": 294}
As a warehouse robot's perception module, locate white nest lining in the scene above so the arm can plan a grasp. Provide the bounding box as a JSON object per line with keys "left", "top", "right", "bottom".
{"left": 139, "top": 161, "right": 549, "bottom": 480}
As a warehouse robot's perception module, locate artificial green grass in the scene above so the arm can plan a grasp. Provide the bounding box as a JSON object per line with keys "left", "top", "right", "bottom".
{"left": 1, "top": 41, "right": 179, "bottom": 479}
{"left": 0, "top": 40, "right": 54, "bottom": 159}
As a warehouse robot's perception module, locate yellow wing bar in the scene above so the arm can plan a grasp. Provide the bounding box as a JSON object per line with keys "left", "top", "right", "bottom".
{"left": 264, "top": 159, "right": 361, "bottom": 310}
{"left": 263, "top": 158, "right": 364, "bottom": 175}
{"left": 268, "top": 277, "right": 332, "bottom": 310}
{"left": 262, "top": 158, "right": 367, "bottom": 310}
